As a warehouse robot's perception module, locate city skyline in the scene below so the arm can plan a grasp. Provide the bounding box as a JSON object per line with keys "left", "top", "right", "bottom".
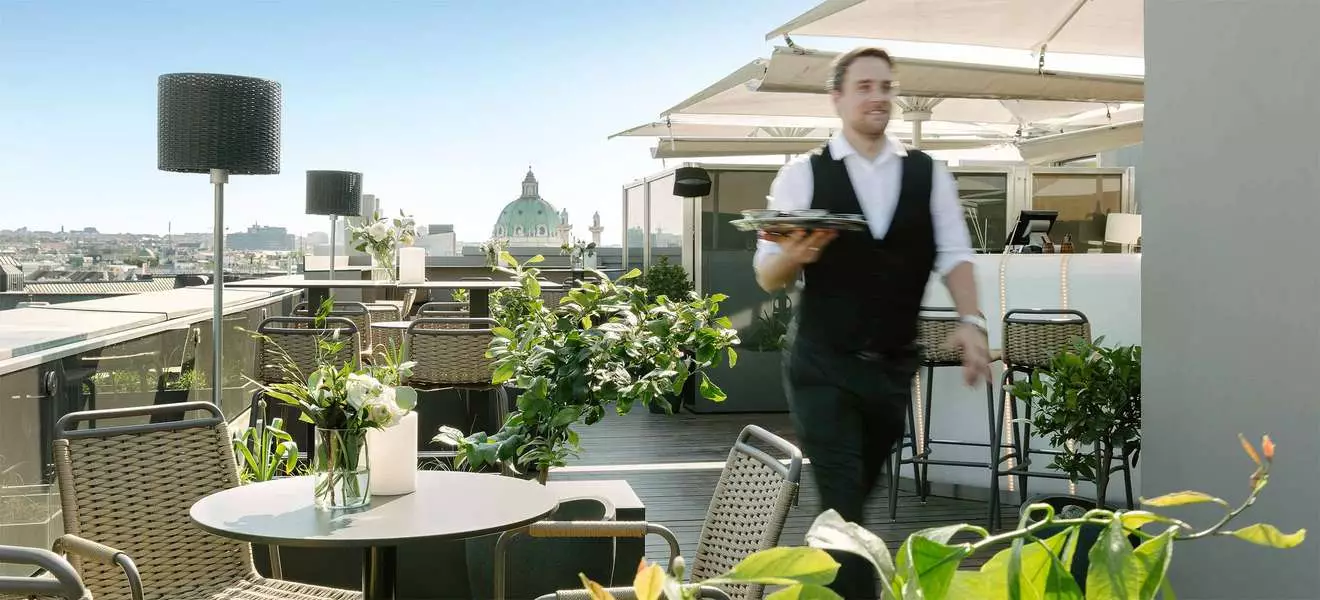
{"left": 0, "top": 1, "right": 1143, "bottom": 244}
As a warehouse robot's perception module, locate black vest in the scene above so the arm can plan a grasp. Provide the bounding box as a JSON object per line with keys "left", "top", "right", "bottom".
{"left": 796, "top": 144, "right": 937, "bottom": 353}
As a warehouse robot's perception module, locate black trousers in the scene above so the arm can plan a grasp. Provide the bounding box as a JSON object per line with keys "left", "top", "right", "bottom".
{"left": 784, "top": 334, "right": 919, "bottom": 599}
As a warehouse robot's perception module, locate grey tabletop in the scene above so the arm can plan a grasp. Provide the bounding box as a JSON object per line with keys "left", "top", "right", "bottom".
{"left": 189, "top": 471, "right": 557, "bottom": 548}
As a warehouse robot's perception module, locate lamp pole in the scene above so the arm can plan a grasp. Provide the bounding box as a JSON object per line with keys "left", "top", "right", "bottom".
{"left": 211, "top": 168, "right": 228, "bottom": 405}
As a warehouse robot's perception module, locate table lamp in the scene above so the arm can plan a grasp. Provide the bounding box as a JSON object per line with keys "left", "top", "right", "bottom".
{"left": 1104, "top": 213, "right": 1143, "bottom": 253}
{"left": 306, "top": 170, "right": 364, "bottom": 281}
{"left": 158, "top": 73, "right": 281, "bottom": 406}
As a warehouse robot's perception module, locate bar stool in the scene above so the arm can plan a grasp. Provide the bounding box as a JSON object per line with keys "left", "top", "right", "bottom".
{"left": 889, "top": 307, "right": 1003, "bottom": 528}
{"left": 990, "top": 308, "right": 1132, "bottom": 527}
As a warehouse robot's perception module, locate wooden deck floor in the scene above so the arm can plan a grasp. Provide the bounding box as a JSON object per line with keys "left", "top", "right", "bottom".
{"left": 553, "top": 409, "right": 1000, "bottom": 568}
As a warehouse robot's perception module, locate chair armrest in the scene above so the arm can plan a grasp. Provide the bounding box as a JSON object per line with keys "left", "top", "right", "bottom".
{"left": 53, "top": 534, "right": 143, "bottom": 600}
{"left": 0, "top": 545, "right": 89, "bottom": 600}
{"left": 535, "top": 585, "right": 732, "bottom": 600}
{"left": 494, "top": 521, "right": 682, "bottom": 600}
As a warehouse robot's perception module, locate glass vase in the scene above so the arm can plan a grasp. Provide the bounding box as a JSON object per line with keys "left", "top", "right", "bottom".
{"left": 312, "top": 428, "right": 371, "bottom": 509}
{"left": 371, "top": 250, "right": 396, "bottom": 282}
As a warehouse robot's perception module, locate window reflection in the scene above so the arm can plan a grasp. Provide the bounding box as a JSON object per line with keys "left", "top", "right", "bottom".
{"left": 953, "top": 172, "right": 1009, "bottom": 253}
{"left": 647, "top": 176, "right": 684, "bottom": 266}
{"left": 625, "top": 186, "right": 644, "bottom": 271}
{"left": 1031, "top": 173, "right": 1123, "bottom": 250}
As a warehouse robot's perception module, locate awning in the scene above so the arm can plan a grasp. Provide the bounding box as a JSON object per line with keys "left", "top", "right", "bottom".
{"left": 1016, "top": 120, "right": 1143, "bottom": 164}
{"left": 611, "top": 121, "right": 837, "bottom": 139}
{"left": 757, "top": 46, "right": 1143, "bottom": 102}
{"left": 765, "top": 0, "right": 1144, "bottom": 59}
{"left": 612, "top": 118, "right": 1001, "bottom": 139}
{"left": 661, "top": 55, "right": 1113, "bottom": 128}
{"left": 650, "top": 135, "right": 1011, "bottom": 159}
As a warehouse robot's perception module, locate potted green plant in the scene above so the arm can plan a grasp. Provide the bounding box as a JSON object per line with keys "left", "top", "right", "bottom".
{"left": 640, "top": 256, "right": 697, "bottom": 413}
{"left": 232, "top": 400, "right": 301, "bottom": 484}
{"left": 642, "top": 256, "right": 694, "bottom": 303}
{"left": 694, "top": 292, "right": 792, "bottom": 413}
{"left": 434, "top": 252, "right": 738, "bottom": 482}
{"left": 586, "top": 435, "right": 1303, "bottom": 599}
{"left": 1009, "top": 335, "right": 1141, "bottom": 585}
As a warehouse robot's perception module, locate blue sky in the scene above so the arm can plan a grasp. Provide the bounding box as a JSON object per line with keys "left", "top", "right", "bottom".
{"left": 0, "top": 1, "right": 1141, "bottom": 245}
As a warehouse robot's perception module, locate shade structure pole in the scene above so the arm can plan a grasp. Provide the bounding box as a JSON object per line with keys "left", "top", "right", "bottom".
{"left": 912, "top": 119, "right": 924, "bottom": 149}
{"left": 210, "top": 168, "right": 229, "bottom": 406}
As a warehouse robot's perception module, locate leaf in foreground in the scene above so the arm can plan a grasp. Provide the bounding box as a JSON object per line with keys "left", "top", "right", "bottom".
{"left": 1229, "top": 523, "right": 1307, "bottom": 549}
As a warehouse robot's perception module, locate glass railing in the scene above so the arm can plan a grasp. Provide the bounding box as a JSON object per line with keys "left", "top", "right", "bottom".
{"left": 0, "top": 285, "right": 300, "bottom": 573}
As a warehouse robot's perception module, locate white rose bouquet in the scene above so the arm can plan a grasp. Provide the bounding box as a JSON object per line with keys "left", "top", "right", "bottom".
{"left": 348, "top": 210, "right": 425, "bottom": 276}
{"left": 244, "top": 301, "right": 419, "bottom": 507}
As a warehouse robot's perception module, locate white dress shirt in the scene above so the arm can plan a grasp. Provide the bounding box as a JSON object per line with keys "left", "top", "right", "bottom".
{"left": 753, "top": 134, "right": 975, "bottom": 277}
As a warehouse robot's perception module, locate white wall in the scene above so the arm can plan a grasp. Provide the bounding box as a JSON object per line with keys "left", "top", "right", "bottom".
{"left": 1144, "top": 1, "right": 1320, "bottom": 596}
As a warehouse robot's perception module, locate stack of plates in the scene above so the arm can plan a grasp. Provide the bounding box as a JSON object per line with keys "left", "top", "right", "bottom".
{"left": 730, "top": 209, "right": 869, "bottom": 233}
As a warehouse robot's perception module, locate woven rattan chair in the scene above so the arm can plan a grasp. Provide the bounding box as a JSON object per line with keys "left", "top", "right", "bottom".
{"left": 496, "top": 425, "right": 801, "bottom": 600}
{"left": 51, "top": 402, "right": 360, "bottom": 600}
{"left": 404, "top": 317, "right": 507, "bottom": 434}
{"left": 0, "top": 545, "right": 91, "bottom": 600}
{"left": 413, "top": 302, "right": 468, "bottom": 319}
{"left": 399, "top": 288, "right": 418, "bottom": 320}
{"left": 293, "top": 301, "right": 373, "bottom": 355}
{"left": 991, "top": 308, "right": 1131, "bottom": 527}
{"left": 363, "top": 302, "right": 402, "bottom": 324}
{"left": 535, "top": 585, "right": 732, "bottom": 600}
{"left": 889, "top": 307, "right": 1004, "bottom": 527}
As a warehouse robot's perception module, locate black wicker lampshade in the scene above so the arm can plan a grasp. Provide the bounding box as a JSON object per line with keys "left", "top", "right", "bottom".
{"left": 157, "top": 73, "right": 281, "bottom": 174}
{"left": 673, "top": 166, "right": 711, "bottom": 197}
{"left": 306, "top": 170, "right": 363, "bottom": 216}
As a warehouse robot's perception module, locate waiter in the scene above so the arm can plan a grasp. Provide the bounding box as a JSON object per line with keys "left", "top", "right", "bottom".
{"left": 754, "top": 47, "right": 991, "bottom": 598}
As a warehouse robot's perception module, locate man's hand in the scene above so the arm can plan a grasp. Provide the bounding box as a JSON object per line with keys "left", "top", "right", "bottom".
{"left": 760, "top": 229, "right": 838, "bottom": 264}
{"left": 945, "top": 323, "right": 991, "bottom": 386}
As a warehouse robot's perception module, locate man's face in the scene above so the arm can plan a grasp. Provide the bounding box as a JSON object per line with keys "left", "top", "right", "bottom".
{"left": 830, "top": 56, "right": 895, "bottom": 137}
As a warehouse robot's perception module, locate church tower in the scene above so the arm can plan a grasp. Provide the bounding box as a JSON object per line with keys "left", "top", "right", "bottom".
{"left": 589, "top": 211, "right": 604, "bottom": 246}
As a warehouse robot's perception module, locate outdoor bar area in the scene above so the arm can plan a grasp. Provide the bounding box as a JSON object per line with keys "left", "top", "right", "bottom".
{"left": 623, "top": 159, "right": 1142, "bottom": 501}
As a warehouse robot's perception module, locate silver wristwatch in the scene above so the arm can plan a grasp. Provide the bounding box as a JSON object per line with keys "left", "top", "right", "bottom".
{"left": 958, "top": 314, "right": 988, "bottom": 332}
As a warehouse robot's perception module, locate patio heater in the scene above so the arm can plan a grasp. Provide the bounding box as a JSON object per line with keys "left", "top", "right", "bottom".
{"left": 305, "top": 170, "right": 364, "bottom": 281}
{"left": 673, "top": 166, "right": 711, "bottom": 197}
{"left": 157, "top": 73, "right": 281, "bottom": 406}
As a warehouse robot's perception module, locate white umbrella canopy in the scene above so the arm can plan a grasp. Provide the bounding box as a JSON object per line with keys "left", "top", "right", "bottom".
{"left": 758, "top": 46, "right": 1143, "bottom": 102}
{"left": 650, "top": 135, "right": 1011, "bottom": 159}
{"left": 661, "top": 55, "right": 1116, "bottom": 134}
{"left": 612, "top": 117, "right": 1004, "bottom": 139}
{"left": 765, "top": 0, "right": 1144, "bottom": 59}
{"left": 1016, "top": 119, "right": 1143, "bottom": 164}
{"left": 1029, "top": 102, "right": 1143, "bottom": 132}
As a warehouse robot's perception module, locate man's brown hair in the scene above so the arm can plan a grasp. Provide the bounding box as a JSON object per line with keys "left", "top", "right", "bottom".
{"left": 827, "top": 47, "right": 895, "bottom": 92}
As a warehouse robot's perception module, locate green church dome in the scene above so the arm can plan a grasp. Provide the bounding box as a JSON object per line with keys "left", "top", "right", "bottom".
{"left": 493, "top": 168, "right": 562, "bottom": 239}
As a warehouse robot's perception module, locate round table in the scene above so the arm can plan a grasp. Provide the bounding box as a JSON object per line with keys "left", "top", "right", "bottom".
{"left": 190, "top": 471, "right": 557, "bottom": 600}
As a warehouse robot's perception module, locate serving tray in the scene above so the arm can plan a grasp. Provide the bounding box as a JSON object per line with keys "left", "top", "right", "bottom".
{"left": 730, "top": 214, "right": 869, "bottom": 233}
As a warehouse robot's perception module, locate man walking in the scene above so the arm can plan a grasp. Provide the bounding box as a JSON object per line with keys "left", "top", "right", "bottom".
{"left": 754, "top": 47, "right": 991, "bottom": 598}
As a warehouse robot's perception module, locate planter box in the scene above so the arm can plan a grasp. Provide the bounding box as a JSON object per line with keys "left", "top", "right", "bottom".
{"left": 691, "top": 348, "right": 788, "bottom": 413}
{"left": 0, "top": 489, "right": 62, "bottom": 577}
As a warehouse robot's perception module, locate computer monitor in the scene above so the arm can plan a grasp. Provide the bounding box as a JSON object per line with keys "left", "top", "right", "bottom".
{"left": 1005, "top": 210, "right": 1059, "bottom": 250}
